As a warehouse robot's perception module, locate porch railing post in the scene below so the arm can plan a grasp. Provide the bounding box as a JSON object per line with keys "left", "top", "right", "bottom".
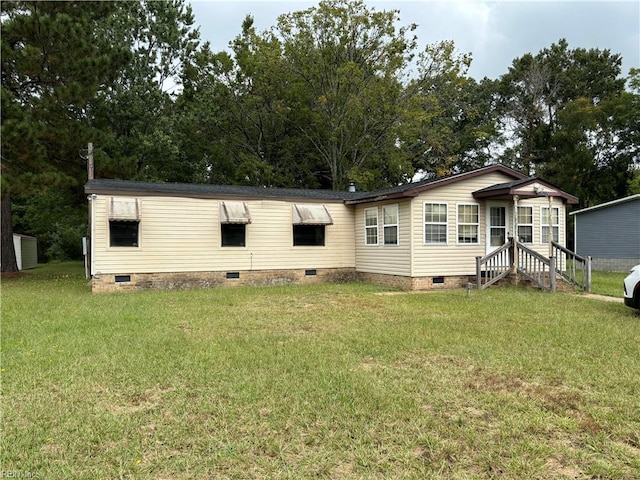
{"left": 549, "top": 256, "right": 556, "bottom": 292}
{"left": 476, "top": 256, "right": 482, "bottom": 289}
{"left": 586, "top": 256, "right": 592, "bottom": 293}
{"left": 509, "top": 237, "right": 517, "bottom": 286}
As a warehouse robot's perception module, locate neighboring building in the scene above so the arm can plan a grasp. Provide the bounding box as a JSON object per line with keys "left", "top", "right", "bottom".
{"left": 570, "top": 195, "right": 640, "bottom": 272}
{"left": 13, "top": 234, "right": 38, "bottom": 270}
{"left": 84, "top": 165, "right": 578, "bottom": 293}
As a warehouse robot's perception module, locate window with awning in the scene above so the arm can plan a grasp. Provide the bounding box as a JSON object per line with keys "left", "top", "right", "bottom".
{"left": 220, "top": 201, "right": 251, "bottom": 224}
{"left": 292, "top": 204, "right": 333, "bottom": 225}
{"left": 109, "top": 197, "right": 140, "bottom": 221}
{"left": 109, "top": 198, "right": 140, "bottom": 247}
{"left": 220, "top": 202, "right": 251, "bottom": 247}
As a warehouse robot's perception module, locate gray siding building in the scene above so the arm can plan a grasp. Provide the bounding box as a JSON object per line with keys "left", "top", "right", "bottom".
{"left": 570, "top": 195, "right": 640, "bottom": 272}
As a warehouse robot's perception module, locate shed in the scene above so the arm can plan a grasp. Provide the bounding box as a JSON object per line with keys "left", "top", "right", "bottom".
{"left": 13, "top": 234, "right": 38, "bottom": 270}
{"left": 570, "top": 195, "right": 640, "bottom": 272}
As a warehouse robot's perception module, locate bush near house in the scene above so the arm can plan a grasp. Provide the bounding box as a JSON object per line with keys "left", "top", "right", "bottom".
{"left": 2, "top": 263, "right": 638, "bottom": 479}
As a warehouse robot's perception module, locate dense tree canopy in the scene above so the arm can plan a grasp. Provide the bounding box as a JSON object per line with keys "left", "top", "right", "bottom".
{"left": 1, "top": 0, "right": 638, "bottom": 269}
{"left": 495, "top": 39, "right": 636, "bottom": 206}
{"left": 1, "top": 1, "right": 129, "bottom": 269}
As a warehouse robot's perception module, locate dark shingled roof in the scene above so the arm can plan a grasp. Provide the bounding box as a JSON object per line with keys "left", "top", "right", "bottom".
{"left": 472, "top": 177, "right": 579, "bottom": 204}
{"left": 473, "top": 178, "right": 533, "bottom": 193}
{"left": 86, "top": 165, "right": 555, "bottom": 204}
{"left": 85, "top": 178, "right": 363, "bottom": 202}
{"left": 345, "top": 165, "right": 528, "bottom": 203}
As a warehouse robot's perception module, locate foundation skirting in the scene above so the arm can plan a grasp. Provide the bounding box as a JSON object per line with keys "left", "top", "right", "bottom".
{"left": 92, "top": 268, "right": 480, "bottom": 293}
{"left": 91, "top": 268, "right": 359, "bottom": 293}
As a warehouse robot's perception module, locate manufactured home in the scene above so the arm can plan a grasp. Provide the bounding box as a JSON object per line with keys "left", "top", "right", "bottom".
{"left": 570, "top": 195, "right": 640, "bottom": 272}
{"left": 85, "top": 165, "right": 580, "bottom": 293}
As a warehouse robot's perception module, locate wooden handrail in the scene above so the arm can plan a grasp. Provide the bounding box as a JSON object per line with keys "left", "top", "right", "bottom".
{"left": 476, "top": 240, "right": 590, "bottom": 293}
{"left": 515, "top": 243, "right": 555, "bottom": 291}
{"left": 552, "top": 241, "right": 588, "bottom": 263}
{"left": 476, "top": 239, "right": 513, "bottom": 289}
{"left": 551, "top": 241, "right": 591, "bottom": 292}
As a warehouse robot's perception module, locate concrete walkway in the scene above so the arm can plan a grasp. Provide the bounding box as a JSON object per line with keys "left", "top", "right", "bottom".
{"left": 577, "top": 293, "right": 623, "bottom": 303}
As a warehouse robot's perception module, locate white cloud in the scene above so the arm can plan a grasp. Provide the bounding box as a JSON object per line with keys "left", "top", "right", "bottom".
{"left": 189, "top": 0, "right": 640, "bottom": 79}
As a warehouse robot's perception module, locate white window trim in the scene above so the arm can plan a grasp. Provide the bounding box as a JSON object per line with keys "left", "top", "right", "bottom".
{"left": 424, "top": 202, "right": 448, "bottom": 245}
{"left": 364, "top": 207, "right": 379, "bottom": 246}
{"left": 517, "top": 206, "right": 533, "bottom": 244}
{"left": 456, "top": 203, "right": 480, "bottom": 245}
{"left": 382, "top": 204, "right": 399, "bottom": 246}
{"left": 540, "top": 206, "right": 560, "bottom": 243}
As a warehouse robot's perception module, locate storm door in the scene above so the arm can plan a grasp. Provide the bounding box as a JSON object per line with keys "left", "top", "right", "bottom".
{"left": 486, "top": 203, "right": 509, "bottom": 255}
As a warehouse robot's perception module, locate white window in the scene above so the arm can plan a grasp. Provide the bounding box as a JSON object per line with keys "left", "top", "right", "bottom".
{"left": 541, "top": 207, "right": 559, "bottom": 243}
{"left": 457, "top": 204, "right": 479, "bottom": 244}
{"left": 424, "top": 203, "right": 447, "bottom": 244}
{"left": 383, "top": 204, "right": 399, "bottom": 246}
{"left": 517, "top": 206, "right": 533, "bottom": 243}
{"left": 364, "top": 208, "right": 379, "bottom": 246}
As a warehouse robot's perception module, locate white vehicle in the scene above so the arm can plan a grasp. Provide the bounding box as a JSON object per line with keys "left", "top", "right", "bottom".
{"left": 624, "top": 265, "right": 640, "bottom": 309}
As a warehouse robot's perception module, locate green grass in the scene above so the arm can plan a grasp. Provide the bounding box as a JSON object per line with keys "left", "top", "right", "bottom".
{"left": 590, "top": 269, "right": 628, "bottom": 297}
{"left": 2, "top": 263, "right": 639, "bottom": 479}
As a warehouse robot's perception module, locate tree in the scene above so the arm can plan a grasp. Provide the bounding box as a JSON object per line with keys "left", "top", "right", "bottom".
{"left": 1, "top": 1, "right": 201, "bottom": 270}
{"left": 186, "top": 0, "right": 478, "bottom": 191}
{"left": 398, "top": 41, "right": 498, "bottom": 179}
{"left": 179, "top": 18, "right": 321, "bottom": 188}
{"left": 90, "top": 0, "right": 200, "bottom": 182}
{"left": 274, "top": 0, "right": 419, "bottom": 190}
{"left": 495, "top": 39, "right": 635, "bottom": 206}
{"left": 1, "top": 1, "right": 127, "bottom": 271}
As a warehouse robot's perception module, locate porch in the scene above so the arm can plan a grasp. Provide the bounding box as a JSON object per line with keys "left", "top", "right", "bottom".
{"left": 475, "top": 238, "right": 592, "bottom": 292}
{"left": 472, "top": 176, "right": 585, "bottom": 292}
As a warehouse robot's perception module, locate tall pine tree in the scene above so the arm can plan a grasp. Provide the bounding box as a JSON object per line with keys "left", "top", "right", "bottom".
{"left": 1, "top": 1, "right": 127, "bottom": 271}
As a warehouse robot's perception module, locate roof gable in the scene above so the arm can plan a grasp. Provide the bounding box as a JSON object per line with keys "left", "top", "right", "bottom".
{"left": 473, "top": 178, "right": 579, "bottom": 204}
{"left": 344, "top": 165, "right": 527, "bottom": 204}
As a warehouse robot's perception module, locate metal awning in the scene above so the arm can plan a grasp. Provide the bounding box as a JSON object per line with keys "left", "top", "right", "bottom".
{"left": 109, "top": 197, "right": 140, "bottom": 221}
{"left": 292, "top": 204, "right": 333, "bottom": 225}
{"left": 220, "top": 201, "right": 251, "bottom": 224}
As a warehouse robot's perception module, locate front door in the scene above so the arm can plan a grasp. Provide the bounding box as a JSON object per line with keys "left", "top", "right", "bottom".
{"left": 486, "top": 203, "right": 509, "bottom": 255}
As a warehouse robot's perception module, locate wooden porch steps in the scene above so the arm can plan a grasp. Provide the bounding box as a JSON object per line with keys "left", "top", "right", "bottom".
{"left": 476, "top": 239, "right": 591, "bottom": 292}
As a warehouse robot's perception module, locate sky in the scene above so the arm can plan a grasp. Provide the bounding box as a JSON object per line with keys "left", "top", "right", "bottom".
{"left": 188, "top": 0, "right": 640, "bottom": 80}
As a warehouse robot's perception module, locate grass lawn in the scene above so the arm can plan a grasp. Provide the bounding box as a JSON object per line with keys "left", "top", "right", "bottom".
{"left": 2, "top": 263, "right": 639, "bottom": 479}
{"left": 590, "top": 269, "right": 628, "bottom": 298}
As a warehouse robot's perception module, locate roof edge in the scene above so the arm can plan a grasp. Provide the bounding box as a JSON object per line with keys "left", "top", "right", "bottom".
{"left": 85, "top": 179, "right": 353, "bottom": 203}
{"left": 345, "top": 165, "right": 528, "bottom": 204}
{"left": 569, "top": 194, "right": 640, "bottom": 216}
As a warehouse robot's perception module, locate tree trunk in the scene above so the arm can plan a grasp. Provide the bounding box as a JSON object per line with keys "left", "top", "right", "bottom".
{"left": 1, "top": 194, "right": 19, "bottom": 273}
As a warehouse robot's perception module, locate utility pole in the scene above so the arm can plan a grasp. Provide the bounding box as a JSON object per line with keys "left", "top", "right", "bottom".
{"left": 87, "top": 142, "right": 94, "bottom": 180}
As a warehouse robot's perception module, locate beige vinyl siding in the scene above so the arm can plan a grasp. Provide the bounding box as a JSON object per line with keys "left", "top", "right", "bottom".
{"left": 410, "top": 172, "right": 568, "bottom": 277}
{"left": 526, "top": 197, "right": 566, "bottom": 258}
{"left": 411, "top": 173, "right": 500, "bottom": 276}
{"left": 412, "top": 172, "right": 566, "bottom": 277}
{"left": 511, "top": 197, "right": 567, "bottom": 271}
{"left": 92, "top": 196, "right": 355, "bottom": 274}
{"left": 354, "top": 200, "right": 411, "bottom": 276}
